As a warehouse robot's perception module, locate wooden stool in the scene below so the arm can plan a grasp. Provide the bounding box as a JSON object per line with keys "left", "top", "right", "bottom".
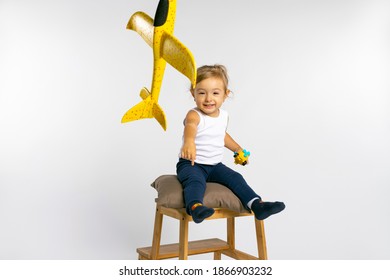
{"left": 137, "top": 175, "right": 268, "bottom": 260}
{"left": 136, "top": 205, "right": 267, "bottom": 260}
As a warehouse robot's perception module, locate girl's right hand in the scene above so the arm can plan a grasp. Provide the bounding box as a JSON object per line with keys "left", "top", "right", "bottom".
{"left": 181, "top": 141, "right": 196, "bottom": 166}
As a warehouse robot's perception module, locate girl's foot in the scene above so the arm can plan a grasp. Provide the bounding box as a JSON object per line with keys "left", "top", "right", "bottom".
{"left": 251, "top": 200, "right": 285, "bottom": 220}
{"left": 191, "top": 205, "right": 215, "bottom": 223}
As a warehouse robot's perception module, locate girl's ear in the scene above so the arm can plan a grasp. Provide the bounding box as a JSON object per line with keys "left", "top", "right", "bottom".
{"left": 225, "top": 89, "right": 231, "bottom": 98}
{"left": 190, "top": 88, "right": 195, "bottom": 98}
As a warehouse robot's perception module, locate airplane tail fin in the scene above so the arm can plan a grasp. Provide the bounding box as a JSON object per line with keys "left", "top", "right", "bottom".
{"left": 121, "top": 88, "right": 167, "bottom": 131}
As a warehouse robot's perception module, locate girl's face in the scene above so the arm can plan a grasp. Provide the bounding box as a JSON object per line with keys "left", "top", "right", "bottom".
{"left": 192, "top": 77, "right": 228, "bottom": 117}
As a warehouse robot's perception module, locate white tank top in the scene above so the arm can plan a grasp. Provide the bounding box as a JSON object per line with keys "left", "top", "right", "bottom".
{"left": 181, "top": 108, "right": 229, "bottom": 165}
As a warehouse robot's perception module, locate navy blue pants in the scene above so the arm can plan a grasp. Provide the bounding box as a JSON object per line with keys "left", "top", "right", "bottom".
{"left": 176, "top": 158, "right": 261, "bottom": 214}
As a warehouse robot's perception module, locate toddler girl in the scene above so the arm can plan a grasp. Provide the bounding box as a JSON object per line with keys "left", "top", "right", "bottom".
{"left": 177, "top": 64, "right": 285, "bottom": 223}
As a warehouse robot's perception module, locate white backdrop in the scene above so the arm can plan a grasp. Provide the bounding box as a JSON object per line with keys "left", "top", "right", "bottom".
{"left": 1, "top": 0, "right": 389, "bottom": 259}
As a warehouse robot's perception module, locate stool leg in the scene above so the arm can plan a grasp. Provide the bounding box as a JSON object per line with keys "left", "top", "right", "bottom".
{"left": 254, "top": 218, "right": 268, "bottom": 260}
{"left": 179, "top": 216, "right": 189, "bottom": 260}
{"left": 227, "top": 217, "right": 235, "bottom": 249}
{"left": 214, "top": 251, "right": 222, "bottom": 260}
{"left": 150, "top": 207, "right": 164, "bottom": 259}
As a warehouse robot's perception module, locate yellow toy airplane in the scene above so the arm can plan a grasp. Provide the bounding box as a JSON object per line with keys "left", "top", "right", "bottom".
{"left": 121, "top": 0, "right": 197, "bottom": 130}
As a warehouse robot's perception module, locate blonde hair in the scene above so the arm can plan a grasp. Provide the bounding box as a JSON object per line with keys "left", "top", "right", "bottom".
{"left": 191, "top": 64, "right": 229, "bottom": 92}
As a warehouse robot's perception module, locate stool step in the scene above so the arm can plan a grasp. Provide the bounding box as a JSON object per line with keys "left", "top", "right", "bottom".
{"left": 137, "top": 238, "right": 230, "bottom": 260}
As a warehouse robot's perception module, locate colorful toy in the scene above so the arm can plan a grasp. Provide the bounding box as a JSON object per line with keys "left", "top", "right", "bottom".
{"left": 234, "top": 149, "right": 251, "bottom": 166}
{"left": 121, "top": 0, "right": 197, "bottom": 130}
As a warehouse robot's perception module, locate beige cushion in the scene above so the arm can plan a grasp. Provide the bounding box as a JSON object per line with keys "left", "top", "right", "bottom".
{"left": 151, "top": 175, "right": 250, "bottom": 213}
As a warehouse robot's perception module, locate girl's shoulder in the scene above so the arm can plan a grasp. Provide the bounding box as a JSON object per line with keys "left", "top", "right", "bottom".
{"left": 219, "top": 108, "right": 229, "bottom": 117}
{"left": 184, "top": 108, "right": 201, "bottom": 125}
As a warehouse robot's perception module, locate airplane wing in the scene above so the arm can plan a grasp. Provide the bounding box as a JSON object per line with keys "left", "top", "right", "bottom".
{"left": 127, "top": 12, "right": 153, "bottom": 48}
{"left": 126, "top": 11, "right": 197, "bottom": 87}
{"left": 160, "top": 32, "right": 197, "bottom": 87}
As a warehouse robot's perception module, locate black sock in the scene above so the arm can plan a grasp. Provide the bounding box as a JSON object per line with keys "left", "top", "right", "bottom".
{"left": 191, "top": 205, "right": 215, "bottom": 224}
{"left": 251, "top": 200, "right": 285, "bottom": 220}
